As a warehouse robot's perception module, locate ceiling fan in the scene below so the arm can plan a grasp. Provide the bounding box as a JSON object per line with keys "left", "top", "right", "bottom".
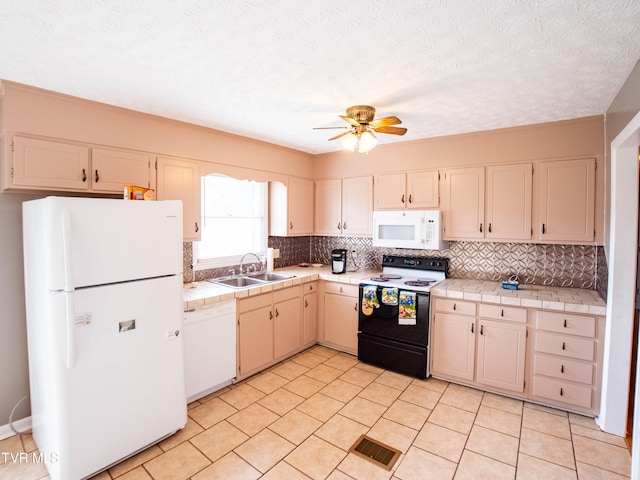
{"left": 314, "top": 105, "right": 407, "bottom": 153}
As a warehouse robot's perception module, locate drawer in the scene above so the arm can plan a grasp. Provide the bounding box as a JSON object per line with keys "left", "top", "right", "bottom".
{"left": 273, "top": 285, "right": 301, "bottom": 303}
{"left": 324, "top": 282, "right": 358, "bottom": 297}
{"left": 532, "top": 376, "right": 593, "bottom": 409}
{"left": 533, "top": 354, "right": 594, "bottom": 385}
{"left": 479, "top": 304, "right": 526, "bottom": 323}
{"left": 433, "top": 298, "right": 476, "bottom": 316}
{"left": 535, "top": 332, "right": 595, "bottom": 361}
{"left": 237, "top": 292, "right": 271, "bottom": 313}
{"left": 303, "top": 281, "right": 318, "bottom": 294}
{"left": 536, "top": 311, "right": 596, "bottom": 338}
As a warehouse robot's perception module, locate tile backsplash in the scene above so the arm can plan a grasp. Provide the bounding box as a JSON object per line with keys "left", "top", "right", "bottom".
{"left": 184, "top": 237, "right": 607, "bottom": 298}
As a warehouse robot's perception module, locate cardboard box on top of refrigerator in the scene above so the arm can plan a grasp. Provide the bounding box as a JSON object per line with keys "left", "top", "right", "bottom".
{"left": 124, "top": 185, "right": 154, "bottom": 200}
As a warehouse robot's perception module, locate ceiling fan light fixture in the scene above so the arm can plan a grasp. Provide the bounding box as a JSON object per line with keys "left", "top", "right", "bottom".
{"left": 358, "top": 131, "right": 378, "bottom": 153}
{"left": 341, "top": 132, "right": 358, "bottom": 152}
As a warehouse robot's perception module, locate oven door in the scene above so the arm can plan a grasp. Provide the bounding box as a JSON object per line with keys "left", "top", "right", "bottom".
{"left": 358, "top": 285, "right": 430, "bottom": 346}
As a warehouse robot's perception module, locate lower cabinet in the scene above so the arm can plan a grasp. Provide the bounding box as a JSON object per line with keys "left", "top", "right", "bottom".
{"left": 431, "top": 296, "right": 604, "bottom": 415}
{"left": 431, "top": 299, "right": 526, "bottom": 394}
{"left": 236, "top": 285, "right": 302, "bottom": 380}
{"left": 302, "top": 282, "right": 318, "bottom": 348}
{"left": 320, "top": 282, "right": 359, "bottom": 354}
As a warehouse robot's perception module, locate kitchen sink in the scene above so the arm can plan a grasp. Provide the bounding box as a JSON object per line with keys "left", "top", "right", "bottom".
{"left": 210, "top": 276, "right": 266, "bottom": 288}
{"left": 208, "top": 272, "right": 296, "bottom": 289}
{"left": 247, "top": 272, "right": 295, "bottom": 281}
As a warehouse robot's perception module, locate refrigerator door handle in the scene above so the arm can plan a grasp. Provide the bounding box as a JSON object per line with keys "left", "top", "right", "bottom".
{"left": 61, "top": 209, "right": 74, "bottom": 292}
{"left": 64, "top": 292, "right": 76, "bottom": 369}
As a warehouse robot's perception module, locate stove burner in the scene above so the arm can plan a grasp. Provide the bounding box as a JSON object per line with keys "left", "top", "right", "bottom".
{"left": 369, "top": 274, "right": 403, "bottom": 282}
{"left": 404, "top": 280, "right": 434, "bottom": 287}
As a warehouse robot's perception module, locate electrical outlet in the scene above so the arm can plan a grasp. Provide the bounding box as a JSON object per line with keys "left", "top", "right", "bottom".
{"left": 273, "top": 249, "right": 280, "bottom": 259}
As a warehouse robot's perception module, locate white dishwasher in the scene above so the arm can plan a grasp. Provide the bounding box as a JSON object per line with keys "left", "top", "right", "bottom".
{"left": 184, "top": 299, "right": 236, "bottom": 402}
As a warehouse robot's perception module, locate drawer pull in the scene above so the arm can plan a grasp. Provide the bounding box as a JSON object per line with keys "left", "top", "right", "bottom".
{"left": 501, "top": 309, "right": 504, "bottom": 317}
{"left": 561, "top": 365, "right": 564, "bottom": 373}
{"left": 471, "top": 323, "right": 474, "bottom": 333}
{"left": 562, "top": 342, "right": 566, "bottom": 350}
{"left": 82, "top": 169, "right": 87, "bottom": 182}
{"left": 340, "top": 287, "right": 343, "bottom": 293}
{"left": 560, "top": 387, "right": 564, "bottom": 396}
{"left": 269, "top": 311, "right": 273, "bottom": 320}
{"left": 564, "top": 319, "right": 567, "bottom": 328}
{"left": 305, "top": 300, "right": 308, "bottom": 308}
{"left": 453, "top": 303, "right": 457, "bottom": 311}
{"left": 480, "top": 325, "right": 484, "bottom": 335}
{"left": 401, "top": 194, "right": 405, "bottom": 203}
{"left": 354, "top": 302, "right": 358, "bottom": 312}
{"left": 275, "top": 308, "right": 279, "bottom": 318}
{"left": 408, "top": 194, "right": 412, "bottom": 203}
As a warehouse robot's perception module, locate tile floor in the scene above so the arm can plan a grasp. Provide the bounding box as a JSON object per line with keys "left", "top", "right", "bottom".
{"left": 0, "top": 345, "right": 632, "bottom": 480}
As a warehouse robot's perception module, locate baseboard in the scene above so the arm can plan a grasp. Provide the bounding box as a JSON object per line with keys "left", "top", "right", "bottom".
{"left": 0, "top": 416, "right": 32, "bottom": 441}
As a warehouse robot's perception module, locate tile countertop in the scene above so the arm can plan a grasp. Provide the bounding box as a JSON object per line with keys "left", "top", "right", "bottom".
{"left": 431, "top": 278, "right": 607, "bottom": 316}
{"left": 182, "top": 266, "right": 379, "bottom": 310}
{"left": 183, "top": 268, "right": 607, "bottom": 316}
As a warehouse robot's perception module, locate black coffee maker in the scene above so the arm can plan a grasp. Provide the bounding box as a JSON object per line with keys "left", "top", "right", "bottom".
{"left": 331, "top": 249, "right": 347, "bottom": 274}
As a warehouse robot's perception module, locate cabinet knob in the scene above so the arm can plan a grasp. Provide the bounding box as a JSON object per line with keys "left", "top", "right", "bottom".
{"left": 340, "top": 287, "right": 343, "bottom": 293}
{"left": 195, "top": 222, "right": 199, "bottom": 233}
{"left": 275, "top": 308, "right": 279, "bottom": 318}
{"left": 480, "top": 325, "right": 484, "bottom": 335}
{"left": 289, "top": 221, "right": 293, "bottom": 230}
{"left": 354, "top": 302, "right": 358, "bottom": 311}
{"left": 542, "top": 223, "right": 546, "bottom": 234}
{"left": 471, "top": 323, "right": 474, "bottom": 333}
{"left": 479, "top": 223, "right": 483, "bottom": 233}
{"left": 488, "top": 223, "right": 492, "bottom": 233}
{"left": 401, "top": 194, "right": 405, "bottom": 203}
{"left": 408, "top": 194, "right": 412, "bottom": 204}
{"left": 337, "top": 222, "right": 341, "bottom": 230}
{"left": 343, "top": 222, "right": 347, "bottom": 230}
{"left": 82, "top": 169, "right": 87, "bottom": 182}
{"left": 269, "top": 311, "right": 273, "bottom": 320}
{"left": 95, "top": 169, "right": 100, "bottom": 183}
{"left": 305, "top": 300, "right": 308, "bottom": 308}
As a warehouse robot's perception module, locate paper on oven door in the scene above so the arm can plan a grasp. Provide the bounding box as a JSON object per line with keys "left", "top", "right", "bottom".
{"left": 361, "top": 285, "right": 379, "bottom": 316}
{"left": 398, "top": 291, "right": 416, "bottom": 325}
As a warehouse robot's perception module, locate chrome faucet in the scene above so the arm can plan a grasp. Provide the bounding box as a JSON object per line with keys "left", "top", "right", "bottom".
{"left": 239, "top": 252, "right": 264, "bottom": 275}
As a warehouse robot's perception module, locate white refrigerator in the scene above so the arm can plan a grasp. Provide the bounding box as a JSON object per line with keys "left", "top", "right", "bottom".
{"left": 22, "top": 196, "right": 187, "bottom": 480}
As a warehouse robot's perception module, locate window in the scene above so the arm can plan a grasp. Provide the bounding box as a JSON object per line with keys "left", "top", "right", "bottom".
{"left": 194, "top": 174, "right": 267, "bottom": 270}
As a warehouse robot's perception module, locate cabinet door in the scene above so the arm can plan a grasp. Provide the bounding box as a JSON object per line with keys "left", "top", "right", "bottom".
{"left": 342, "top": 176, "right": 373, "bottom": 235}
{"left": 238, "top": 305, "right": 274, "bottom": 377}
{"left": 315, "top": 179, "right": 342, "bottom": 234}
{"left": 11, "top": 136, "right": 90, "bottom": 191}
{"left": 324, "top": 294, "right": 358, "bottom": 353}
{"left": 374, "top": 173, "right": 406, "bottom": 209}
{"left": 156, "top": 157, "right": 201, "bottom": 241}
{"left": 303, "top": 291, "right": 318, "bottom": 347}
{"left": 407, "top": 170, "right": 439, "bottom": 208}
{"left": 537, "top": 158, "right": 595, "bottom": 243}
{"left": 476, "top": 319, "right": 526, "bottom": 392}
{"left": 486, "top": 164, "right": 532, "bottom": 240}
{"left": 91, "top": 148, "right": 150, "bottom": 193}
{"left": 287, "top": 177, "right": 314, "bottom": 234}
{"left": 443, "top": 167, "right": 485, "bottom": 240}
{"left": 274, "top": 296, "right": 302, "bottom": 360}
{"left": 431, "top": 313, "right": 476, "bottom": 381}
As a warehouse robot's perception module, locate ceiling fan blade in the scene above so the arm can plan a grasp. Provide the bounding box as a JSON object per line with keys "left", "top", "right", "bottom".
{"left": 313, "top": 126, "right": 348, "bottom": 130}
{"left": 369, "top": 116, "right": 402, "bottom": 128}
{"left": 328, "top": 131, "right": 351, "bottom": 141}
{"left": 374, "top": 126, "right": 407, "bottom": 136}
{"left": 339, "top": 115, "right": 361, "bottom": 127}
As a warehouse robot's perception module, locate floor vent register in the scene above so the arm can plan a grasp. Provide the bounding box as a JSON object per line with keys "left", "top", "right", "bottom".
{"left": 348, "top": 434, "right": 402, "bottom": 471}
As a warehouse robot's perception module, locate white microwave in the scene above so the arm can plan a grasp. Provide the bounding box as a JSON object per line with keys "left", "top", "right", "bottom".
{"left": 372, "top": 210, "right": 448, "bottom": 250}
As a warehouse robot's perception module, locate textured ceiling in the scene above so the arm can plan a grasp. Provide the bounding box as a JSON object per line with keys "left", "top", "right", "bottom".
{"left": 1, "top": 0, "right": 639, "bottom": 154}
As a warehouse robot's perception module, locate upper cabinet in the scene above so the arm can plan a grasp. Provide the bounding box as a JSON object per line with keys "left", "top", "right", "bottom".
{"left": 4, "top": 135, "right": 151, "bottom": 194}
{"left": 374, "top": 170, "right": 439, "bottom": 210}
{"left": 443, "top": 167, "right": 486, "bottom": 240}
{"left": 485, "top": 164, "right": 533, "bottom": 241}
{"left": 444, "top": 164, "right": 533, "bottom": 242}
{"left": 156, "top": 156, "right": 201, "bottom": 241}
{"left": 315, "top": 176, "right": 373, "bottom": 236}
{"left": 269, "top": 177, "right": 314, "bottom": 236}
{"left": 535, "top": 158, "right": 596, "bottom": 243}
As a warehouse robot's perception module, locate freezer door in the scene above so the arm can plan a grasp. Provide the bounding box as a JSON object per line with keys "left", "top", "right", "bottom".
{"left": 24, "top": 196, "right": 183, "bottom": 290}
{"left": 37, "top": 276, "right": 186, "bottom": 480}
